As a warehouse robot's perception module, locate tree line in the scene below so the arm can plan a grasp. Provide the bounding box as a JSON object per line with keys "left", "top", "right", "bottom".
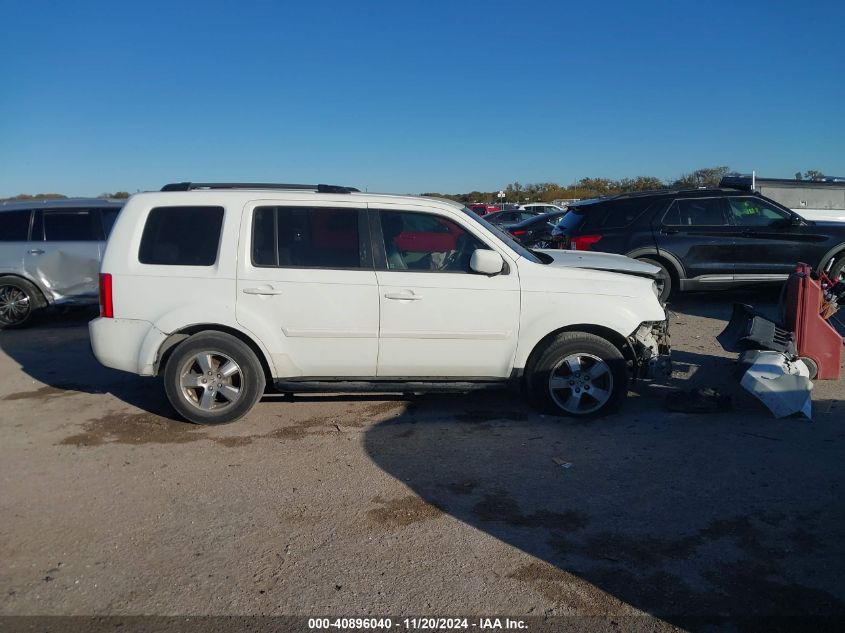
{"left": 424, "top": 166, "right": 830, "bottom": 204}
{"left": 1, "top": 191, "right": 130, "bottom": 202}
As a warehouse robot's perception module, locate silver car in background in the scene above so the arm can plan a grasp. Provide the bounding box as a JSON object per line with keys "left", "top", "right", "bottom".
{"left": 0, "top": 198, "right": 124, "bottom": 327}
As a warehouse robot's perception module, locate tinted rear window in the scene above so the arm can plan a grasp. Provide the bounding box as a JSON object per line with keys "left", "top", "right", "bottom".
{"left": 558, "top": 210, "right": 586, "bottom": 232}
{"left": 139, "top": 206, "right": 224, "bottom": 265}
{"left": 0, "top": 210, "right": 31, "bottom": 241}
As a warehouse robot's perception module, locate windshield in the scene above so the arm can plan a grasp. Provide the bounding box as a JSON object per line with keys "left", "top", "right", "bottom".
{"left": 461, "top": 207, "right": 544, "bottom": 264}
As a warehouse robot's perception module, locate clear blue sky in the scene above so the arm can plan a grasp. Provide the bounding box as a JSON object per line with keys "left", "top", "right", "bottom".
{"left": 1, "top": 0, "right": 843, "bottom": 197}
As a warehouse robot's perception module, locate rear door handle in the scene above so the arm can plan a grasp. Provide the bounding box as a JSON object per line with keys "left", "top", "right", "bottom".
{"left": 384, "top": 291, "right": 423, "bottom": 301}
{"left": 27, "top": 249, "right": 45, "bottom": 255}
{"left": 660, "top": 229, "right": 678, "bottom": 235}
{"left": 242, "top": 286, "right": 284, "bottom": 295}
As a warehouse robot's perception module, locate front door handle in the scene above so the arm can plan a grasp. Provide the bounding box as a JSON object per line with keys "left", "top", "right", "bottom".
{"left": 242, "top": 286, "right": 284, "bottom": 295}
{"left": 384, "top": 291, "right": 423, "bottom": 301}
{"left": 28, "top": 249, "right": 45, "bottom": 255}
{"left": 660, "top": 229, "right": 678, "bottom": 235}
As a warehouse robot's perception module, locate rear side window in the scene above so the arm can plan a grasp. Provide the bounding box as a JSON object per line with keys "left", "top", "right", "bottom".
{"left": 252, "top": 206, "right": 363, "bottom": 268}
{"left": 43, "top": 209, "right": 98, "bottom": 241}
{"left": 580, "top": 199, "right": 655, "bottom": 231}
{"left": 139, "top": 206, "right": 224, "bottom": 265}
{"left": 0, "top": 210, "right": 31, "bottom": 241}
{"left": 662, "top": 198, "right": 726, "bottom": 226}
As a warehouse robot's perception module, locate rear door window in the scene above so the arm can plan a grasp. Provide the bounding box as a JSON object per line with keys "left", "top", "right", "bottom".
{"left": 139, "top": 206, "right": 224, "bottom": 265}
{"left": 252, "top": 206, "right": 365, "bottom": 269}
{"left": 662, "top": 198, "right": 727, "bottom": 226}
{"left": 0, "top": 210, "right": 32, "bottom": 241}
{"left": 42, "top": 209, "right": 99, "bottom": 241}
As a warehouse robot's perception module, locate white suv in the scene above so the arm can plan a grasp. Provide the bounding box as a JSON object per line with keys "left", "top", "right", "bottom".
{"left": 90, "top": 182, "right": 670, "bottom": 424}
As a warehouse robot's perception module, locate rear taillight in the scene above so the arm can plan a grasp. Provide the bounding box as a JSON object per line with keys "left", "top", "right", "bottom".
{"left": 570, "top": 234, "right": 603, "bottom": 251}
{"left": 99, "top": 273, "right": 113, "bottom": 318}
{"left": 511, "top": 229, "right": 527, "bottom": 236}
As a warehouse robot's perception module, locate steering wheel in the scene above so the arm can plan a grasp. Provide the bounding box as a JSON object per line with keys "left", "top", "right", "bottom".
{"left": 440, "top": 233, "right": 473, "bottom": 271}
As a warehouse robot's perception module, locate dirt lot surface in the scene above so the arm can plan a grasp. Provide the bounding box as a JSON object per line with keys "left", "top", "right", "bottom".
{"left": 1, "top": 290, "right": 843, "bottom": 629}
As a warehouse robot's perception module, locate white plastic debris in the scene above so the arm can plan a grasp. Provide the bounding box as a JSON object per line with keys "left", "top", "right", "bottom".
{"left": 740, "top": 351, "right": 813, "bottom": 419}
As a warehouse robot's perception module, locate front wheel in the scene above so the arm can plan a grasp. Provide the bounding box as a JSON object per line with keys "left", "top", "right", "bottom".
{"left": 526, "top": 332, "right": 629, "bottom": 418}
{"left": 163, "top": 332, "right": 266, "bottom": 424}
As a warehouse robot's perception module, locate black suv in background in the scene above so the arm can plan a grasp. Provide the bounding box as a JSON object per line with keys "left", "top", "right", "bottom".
{"left": 551, "top": 189, "right": 845, "bottom": 302}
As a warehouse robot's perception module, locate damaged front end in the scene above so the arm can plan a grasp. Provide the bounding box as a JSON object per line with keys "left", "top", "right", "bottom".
{"left": 629, "top": 320, "right": 672, "bottom": 380}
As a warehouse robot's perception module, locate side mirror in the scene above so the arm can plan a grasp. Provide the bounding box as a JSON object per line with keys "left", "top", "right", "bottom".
{"left": 470, "top": 249, "right": 504, "bottom": 276}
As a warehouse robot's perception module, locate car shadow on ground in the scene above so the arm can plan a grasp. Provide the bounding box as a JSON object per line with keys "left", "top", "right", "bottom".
{"left": 363, "top": 375, "right": 845, "bottom": 626}
{"left": 0, "top": 309, "right": 181, "bottom": 420}
{"left": 0, "top": 310, "right": 438, "bottom": 420}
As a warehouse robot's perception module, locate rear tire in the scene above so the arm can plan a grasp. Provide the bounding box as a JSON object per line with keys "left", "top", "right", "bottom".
{"left": 526, "top": 332, "right": 628, "bottom": 418}
{"left": 163, "top": 332, "right": 266, "bottom": 425}
{"left": 638, "top": 257, "right": 673, "bottom": 303}
{"left": 829, "top": 256, "right": 845, "bottom": 283}
{"left": 0, "top": 276, "right": 40, "bottom": 329}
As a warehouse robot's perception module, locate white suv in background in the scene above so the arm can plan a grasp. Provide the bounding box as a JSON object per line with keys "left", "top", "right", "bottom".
{"left": 90, "top": 182, "right": 670, "bottom": 424}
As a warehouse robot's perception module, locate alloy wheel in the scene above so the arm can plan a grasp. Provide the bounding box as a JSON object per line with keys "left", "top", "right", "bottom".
{"left": 548, "top": 353, "right": 614, "bottom": 415}
{"left": 0, "top": 285, "right": 31, "bottom": 326}
{"left": 179, "top": 351, "right": 244, "bottom": 412}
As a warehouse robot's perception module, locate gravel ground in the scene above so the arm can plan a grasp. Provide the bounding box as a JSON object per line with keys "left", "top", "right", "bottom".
{"left": 1, "top": 289, "right": 843, "bottom": 630}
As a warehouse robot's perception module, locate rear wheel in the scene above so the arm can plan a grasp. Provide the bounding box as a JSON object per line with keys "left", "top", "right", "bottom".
{"left": 163, "top": 332, "right": 266, "bottom": 424}
{"left": 829, "top": 256, "right": 845, "bottom": 283}
{"left": 638, "top": 257, "right": 673, "bottom": 303}
{"left": 0, "top": 276, "right": 39, "bottom": 329}
{"left": 526, "top": 332, "right": 628, "bottom": 418}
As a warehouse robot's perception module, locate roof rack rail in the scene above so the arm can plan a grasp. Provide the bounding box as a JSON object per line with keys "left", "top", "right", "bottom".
{"left": 161, "top": 182, "right": 360, "bottom": 194}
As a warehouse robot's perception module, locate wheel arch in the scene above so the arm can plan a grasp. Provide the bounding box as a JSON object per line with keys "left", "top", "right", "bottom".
{"left": 625, "top": 248, "right": 685, "bottom": 283}
{"left": 523, "top": 323, "right": 632, "bottom": 380}
{"left": 154, "top": 324, "right": 274, "bottom": 386}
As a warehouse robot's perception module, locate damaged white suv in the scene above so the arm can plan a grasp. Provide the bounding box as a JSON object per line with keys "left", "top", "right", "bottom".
{"left": 89, "top": 183, "right": 670, "bottom": 424}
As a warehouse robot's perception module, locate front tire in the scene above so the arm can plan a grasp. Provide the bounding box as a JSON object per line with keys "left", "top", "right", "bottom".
{"left": 0, "top": 276, "right": 39, "bottom": 329}
{"left": 163, "top": 332, "right": 266, "bottom": 425}
{"left": 526, "top": 332, "right": 628, "bottom": 418}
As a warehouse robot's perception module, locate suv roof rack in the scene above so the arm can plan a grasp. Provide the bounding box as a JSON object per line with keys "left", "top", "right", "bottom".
{"left": 161, "top": 182, "right": 360, "bottom": 194}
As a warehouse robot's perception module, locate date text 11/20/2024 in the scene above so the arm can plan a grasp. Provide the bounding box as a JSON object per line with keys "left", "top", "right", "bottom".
{"left": 308, "top": 617, "right": 528, "bottom": 630}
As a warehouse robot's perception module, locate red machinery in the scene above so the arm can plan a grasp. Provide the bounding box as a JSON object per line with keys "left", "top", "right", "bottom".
{"left": 783, "top": 263, "right": 843, "bottom": 380}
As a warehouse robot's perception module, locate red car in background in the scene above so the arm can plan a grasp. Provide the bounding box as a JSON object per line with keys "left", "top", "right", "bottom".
{"left": 467, "top": 203, "right": 500, "bottom": 216}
